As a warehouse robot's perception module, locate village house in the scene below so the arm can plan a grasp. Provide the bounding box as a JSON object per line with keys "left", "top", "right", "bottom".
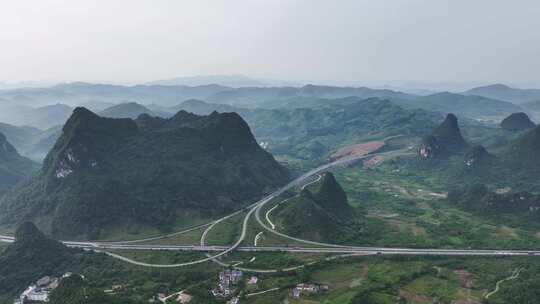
{"left": 211, "top": 269, "right": 243, "bottom": 298}
{"left": 291, "top": 283, "right": 329, "bottom": 299}
{"left": 177, "top": 292, "right": 192, "bottom": 304}
{"left": 14, "top": 273, "right": 73, "bottom": 304}
{"left": 228, "top": 296, "right": 240, "bottom": 304}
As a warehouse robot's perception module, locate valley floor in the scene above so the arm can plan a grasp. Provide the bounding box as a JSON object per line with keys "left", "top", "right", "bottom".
{"left": 5, "top": 139, "right": 540, "bottom": 304}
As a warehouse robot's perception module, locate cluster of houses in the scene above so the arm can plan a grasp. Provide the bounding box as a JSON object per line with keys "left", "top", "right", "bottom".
{"left": 14, "top": 273, "right": 73, "bottom": 304}
{"left": 291, "top": 283, "right": 328, "bottom": 299}
{"left": 211, "top": 269, "right": 243, "bottom": 297}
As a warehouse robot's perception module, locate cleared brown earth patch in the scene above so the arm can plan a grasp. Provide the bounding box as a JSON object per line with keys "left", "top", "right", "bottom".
{"left": 454, "top": 269, "right": 474, "bottom": 288}
{"left": 399, "top": 289, "right": 433, "bottom": 303}
{"left": 363, "top": 155, "right": 384, "bottom": 168}
{"left": 412, "top": 226, "right": 427, "bottom": 236}
{"left": 330, "top": 140, "right": 385, "bottom": 161}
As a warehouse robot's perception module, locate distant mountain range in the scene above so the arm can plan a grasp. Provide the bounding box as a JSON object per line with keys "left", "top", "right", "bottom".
{"left": 0, "top": 123, "right": 61, "bottom": 162}
{"left": 162, "top": 98, "right": 444, "bottom": 165}
{"left": 1, "top": 82, "right": 537, "bottom": 125}
{"left": 98, "top": 102, "right": 156, "bottom": 119}
{"left": 36, "top": 98, "right": 441, "bottom": 168}
{"left": 0, "top": 108, "right": 289, "bottom": 239}
{"left": 464, "top": 84, "right": 540, "bottom": 104}
{"left": 146, "top": 74, "right": 297, "bottom": 87}
{"left": 0, "top": 103, "right": 72, "bottom": 129}
{"left": 0, "top": 82, "right": 229, "bottom": 108}
{"left": 0, "top": 97, "right": 445, "bottom": 167}
{"left": 0, "top": 82, "right": 538, "bottom": 170}
{"left": 405, "top": 92, "right": 522, "bottom": 119}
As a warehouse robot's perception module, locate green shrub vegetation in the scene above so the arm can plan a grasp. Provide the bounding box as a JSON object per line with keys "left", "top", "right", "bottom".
{"left": 0, "top": 132, "right": 38, "bottom": 196}
{"left": 0, "top": 108, "right": 289, "bottom": 239}
{"left": 276, "top": 172, "right": 366, "bottom": 244}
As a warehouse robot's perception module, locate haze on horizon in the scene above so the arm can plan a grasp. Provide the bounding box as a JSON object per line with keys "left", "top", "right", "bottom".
{"left": 1, "top": 0, "right": 540, "bottom": 88}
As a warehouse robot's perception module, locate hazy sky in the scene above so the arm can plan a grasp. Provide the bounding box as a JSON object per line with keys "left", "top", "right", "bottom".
{"left": 1, "top": 0, "right": 540, "bottom": 86}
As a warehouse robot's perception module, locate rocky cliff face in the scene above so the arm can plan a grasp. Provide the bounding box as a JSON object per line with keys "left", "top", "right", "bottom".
{"left": 464, "top": 145, "right": 492, "bottom": 169}
{"left": 419, "top": 114, "right": 468, "bottom": 159}
{"left": 42, "top": 107, "right": 139, "bottom": 183}
{"left": 419, "top": 136, "right": 440, "bottom": 159}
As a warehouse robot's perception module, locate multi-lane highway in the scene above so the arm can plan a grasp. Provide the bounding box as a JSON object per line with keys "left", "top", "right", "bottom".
{"left": 2, "top": 149, "right": 540, "bottom": 269}
{"left": 3, "top": 234, "right": 540, "bottom": 257}
{"left": 67, "top": 244, "right": 540, "bottom": 256}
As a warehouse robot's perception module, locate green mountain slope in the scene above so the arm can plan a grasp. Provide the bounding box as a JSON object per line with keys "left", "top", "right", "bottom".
{"left": 276, "top": 172, "right": 363, "bottom": 243}
{"left": 448, "top": 184, "right": 540, "bottom": 215}
{"left": 393, "top": 111, "right": 540, "bottom": 191}
{"left": 0, "top": 133, "right": 38, "bottom": 195}
{"left": 0, "top": 222, "right": 77, "bottom": 301}
{"left": 0, "top": 108, "right": 289, "bottom": 239}
{"left": 49, "top": 274, "right": 138, "bottom": 304}
{"left": 463, "top": 145, "right": 493, "bottom": 169}
{"left": 419, "top": 114, "right": 469, "bottom": 159}
{"left": 506, "top": 124, "right": 540, "bottom": 163}
{"left": 163, "top": 97, "right": 444, "bottom": 169}
{"left": 0, "top": 223, "right": 140, "bottom": 304}
{"left": 500, "top": 112, "right": 536, "bottom": 131}
{"left": 243, "top": 98, "right": 441, "bottom": 164}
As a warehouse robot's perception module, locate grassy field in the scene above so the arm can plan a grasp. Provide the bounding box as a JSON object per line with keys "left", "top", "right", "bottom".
{"left": 94, "top": 215, "right": 213, "bottom": 242}
{"left": 221, "top": 251, "right": 330, "bottom": 271}
{"left": 225, "top": 150, "right": 540, "bottom": 303}
{"left": 228, "top": 150, "right": 540, "bottom": 251}
{"left": 138, "top": 225, "right": 207, "bottom": 246}
{"left": 205, "top": 212, "right": 245, "bottom": 246}
{"left": 328, "top": 163, "right": 540, "bottom": 250}
{"left": 242, "top": 255, "right": 533, "bottom": 304}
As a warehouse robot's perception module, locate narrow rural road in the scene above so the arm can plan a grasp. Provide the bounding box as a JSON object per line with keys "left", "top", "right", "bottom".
{"left": 485, "top": 268, "right": 524, "bottom": 299}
